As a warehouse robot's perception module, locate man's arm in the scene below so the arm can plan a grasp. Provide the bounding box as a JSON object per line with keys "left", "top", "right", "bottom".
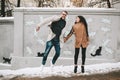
{"left": 36, "top": 15, "right": 61, "bottom": 32}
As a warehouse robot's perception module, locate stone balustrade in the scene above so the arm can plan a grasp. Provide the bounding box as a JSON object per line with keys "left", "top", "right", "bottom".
{"left": 1, "top": 8, "right": 120, "bottom": 69}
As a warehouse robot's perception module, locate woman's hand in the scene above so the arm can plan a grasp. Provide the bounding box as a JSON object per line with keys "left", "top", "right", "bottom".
{"left": 36, "top": 26, "right": 40, "bottom": 32}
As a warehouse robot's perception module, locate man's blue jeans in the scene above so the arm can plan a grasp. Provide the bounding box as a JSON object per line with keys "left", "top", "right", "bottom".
{"left": 42, "top": 40, "right": 60, "bottom": 65}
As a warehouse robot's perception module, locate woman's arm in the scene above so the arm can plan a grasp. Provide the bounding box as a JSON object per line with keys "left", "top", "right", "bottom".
{"left": 64, "top": 27, "right": 74, "bottom": 42}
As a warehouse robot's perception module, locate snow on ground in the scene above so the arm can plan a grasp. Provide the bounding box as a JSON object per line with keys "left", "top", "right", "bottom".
{"left": 0, "top": 62, "right": 120, "bottom": 78}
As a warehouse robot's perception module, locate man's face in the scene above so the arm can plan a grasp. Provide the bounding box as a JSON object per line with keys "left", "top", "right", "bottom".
{"left": 61, "top": 12, "right": 67, "bottom": 19}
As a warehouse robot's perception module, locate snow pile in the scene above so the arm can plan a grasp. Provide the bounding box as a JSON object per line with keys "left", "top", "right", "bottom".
{"left": 0, "top": 63, "right": 11, "bottom": 67}
{"left": 0, "top": 17, "right": 14, "bottom": 21}
{"left": 0, "top": 62, "right": 120, "bottom": 78}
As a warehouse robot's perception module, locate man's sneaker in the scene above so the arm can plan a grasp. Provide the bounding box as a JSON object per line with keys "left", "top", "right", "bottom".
{"left": 37, "top": 52, "right": 44, "bottom": 57}
{"left": 40, "top": 65, "right": 44, "bottom": 72}
{"left": 50, "top": 61, "right": 54, "bottom": 71}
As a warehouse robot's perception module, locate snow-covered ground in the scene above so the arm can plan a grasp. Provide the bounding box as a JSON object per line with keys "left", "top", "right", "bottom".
{"left": 0, "top": 62, "right": 120, "bottom": 78}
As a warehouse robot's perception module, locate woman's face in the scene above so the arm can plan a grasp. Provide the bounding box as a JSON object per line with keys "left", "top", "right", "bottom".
{"left": 75, "top": 17, "right": 80, "bottom": 23}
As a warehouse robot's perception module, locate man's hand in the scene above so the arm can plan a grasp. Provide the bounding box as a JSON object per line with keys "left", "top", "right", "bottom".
{"left": 64, "top": 37, "right": 67, "bottom": 43}
{"left": 36, "top": 26, "right": 40, "bottom": 32}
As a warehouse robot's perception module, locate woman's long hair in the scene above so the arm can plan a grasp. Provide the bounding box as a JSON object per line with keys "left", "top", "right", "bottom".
{"left": 77, "top": 16, "right": 89, "bottom": 37}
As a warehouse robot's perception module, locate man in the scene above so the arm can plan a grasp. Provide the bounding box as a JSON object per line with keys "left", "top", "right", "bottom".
{"left": 36, "top": 11, "right": 68, "bottom": 67}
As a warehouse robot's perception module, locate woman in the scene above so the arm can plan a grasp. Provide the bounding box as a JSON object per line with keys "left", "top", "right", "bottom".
{"left": 64, "top": 16, "right": 89, "bottom": 73}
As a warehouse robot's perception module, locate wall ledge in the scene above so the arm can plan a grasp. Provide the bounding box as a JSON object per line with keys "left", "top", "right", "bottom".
{"left": 14, "top": 7, "right": 120, "bottom": 15}
{"left": 0, "top": 17, "right": 14, "bottom": 23}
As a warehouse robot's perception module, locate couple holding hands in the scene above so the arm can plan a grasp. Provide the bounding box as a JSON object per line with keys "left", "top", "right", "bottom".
{"left": 36, "top": 11, "right": 89, "bottom": 73}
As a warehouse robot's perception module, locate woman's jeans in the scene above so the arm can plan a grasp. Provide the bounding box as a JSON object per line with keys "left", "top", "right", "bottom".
{"left": 42, "top": 40, "right": 60, "bottom": 65}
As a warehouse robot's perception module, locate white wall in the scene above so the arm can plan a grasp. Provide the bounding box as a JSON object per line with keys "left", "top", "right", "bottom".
{"left": 0, "top": 17, "right": 14, "bottom": 63}
{"left": 4, "top": 8, "right": 120, "bottom": 69}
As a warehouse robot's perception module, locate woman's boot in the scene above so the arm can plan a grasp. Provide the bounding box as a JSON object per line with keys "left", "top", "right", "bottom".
{"left": 74, "top": 66, "right": 78, "bottom": 73}
{"left": 81, "top": 65, "right": 84, "bottom": 73}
